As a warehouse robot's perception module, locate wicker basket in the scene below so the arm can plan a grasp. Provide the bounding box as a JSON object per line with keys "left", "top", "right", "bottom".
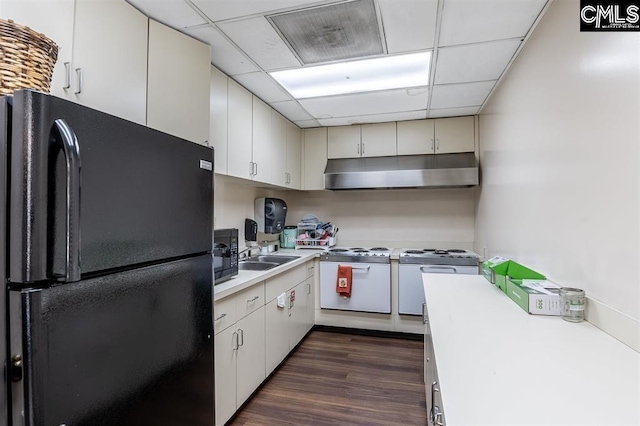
{"left": 0, "top": 18, "right": 58, "bottom": 95}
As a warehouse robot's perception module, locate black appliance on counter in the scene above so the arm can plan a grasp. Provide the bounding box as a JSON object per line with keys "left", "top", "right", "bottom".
{"left": 0, "top": 90, "right": 214, "bottom": 425}
{"left": 214, "top": 228, "right": 238, "bottom": 284}
{"left": 244, "top": 218, "right": 258, "bottom": 242}
{"left": 254, "top": 197, "right": 287, "bottom": 234}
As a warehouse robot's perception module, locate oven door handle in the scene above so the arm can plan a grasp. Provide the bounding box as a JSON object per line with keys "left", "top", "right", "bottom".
{"left": 420, "top": 265, "right": 457, "bottom": 273}
{"left": 350, "top": 265, "right": 371, "bottom": 270}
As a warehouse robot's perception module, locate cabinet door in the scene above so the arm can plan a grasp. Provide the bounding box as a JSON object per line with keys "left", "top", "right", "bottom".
{"left": 328, "top": 126, "right": 361, "bottom": 159}
{"left": 147, "top": 20, "right": 211, "bottom": 145}
{"left": 265, "top": 298, "right": 291, "bottom": 375}
{"left": 236, "top": 306, "right": 266, "bottom": 408}
{"left": 286, "top": 121, "right": 302, "bottom": 189}
{"left": 289, "top": 281, "right": 311, "bottom": 348}
{"left": 434, "top": 116, "right": 475, "bottom": 154}
{"left": 73, "top": 0, "right": 148, "bottom": 124}
{"left": 252, "top": 97, "right": 273, "bottom": 183}
{"left": 303, "top": 128, "right": 328, "bottom": 190}
{"left": 215, "top": 326, "right": 238, "bottom": 426}
{"left": 269, "top": 109, "right": 287, "bottom": 186}
{"left": 227, "top": 79, "right": 253, "bottom": 179}
{"left": 305, "top": 274, "right": 315, "bottom": 332}
{"left": 0, "top": 0, "right": 75, "bottom": 99}
{"left": 361, "top": 122, "right": 397, "bottom": 157}
{"left": 397, "top": 120, "right": 435, "bottom": 155}
{"left": 210, "top": 66, "right": 228, "bottom": 174}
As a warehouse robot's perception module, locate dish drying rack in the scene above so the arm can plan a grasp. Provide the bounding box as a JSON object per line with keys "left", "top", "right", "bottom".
{"left": 295, "top": 222, "right": 336, "bottom": 249}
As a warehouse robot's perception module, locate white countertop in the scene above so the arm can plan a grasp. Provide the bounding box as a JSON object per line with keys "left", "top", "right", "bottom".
{"left": 213, "top": 249, "right": 322, "bottom": 301}
{"left": 422, "top": 274, "right": 640, "bottom": 426}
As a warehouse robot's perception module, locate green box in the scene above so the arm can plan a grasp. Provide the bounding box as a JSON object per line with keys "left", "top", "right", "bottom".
{"left": 491, "top": 261, "right": 545, "bottom": 293}
{"left": 506, "top": 278, "right": 561, "bottom": 316}
{"left": 481, "top": 256, "right": 508, "bottom": 283}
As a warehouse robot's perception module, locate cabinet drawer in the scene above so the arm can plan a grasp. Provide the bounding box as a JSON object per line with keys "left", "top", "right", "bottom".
{"left": 235, "top": 282, "right": 265, "bottom": 319}
{"left": 266, "top": 264, "right": 307, "bottom": 302}
{"left": 306, "top": 261, "right": 315, "bottom": 279}
{"left": 213, "top": 295, "right": 237, "bottom": 335}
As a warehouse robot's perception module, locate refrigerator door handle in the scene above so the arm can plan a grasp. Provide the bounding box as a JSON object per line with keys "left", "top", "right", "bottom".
{"left": 51, "top": 119, "right": 82, "bottom": 282}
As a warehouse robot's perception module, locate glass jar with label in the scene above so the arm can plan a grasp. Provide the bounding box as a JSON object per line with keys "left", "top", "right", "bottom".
{"left": 559, "top": 287, "right": 586, "bottom": 322}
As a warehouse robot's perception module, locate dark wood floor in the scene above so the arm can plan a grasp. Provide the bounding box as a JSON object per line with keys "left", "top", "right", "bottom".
{"left": 229, "top": 330, "right": 427, "bottom": 426}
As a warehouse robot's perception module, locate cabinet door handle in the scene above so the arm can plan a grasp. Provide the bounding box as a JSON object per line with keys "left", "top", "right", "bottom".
{"left": 362, "top": 142, "right": 365, "bottom": 155}
{"left": 432, "top": 405, "right": 444, "bottom": 426}
{"left": 430, "top": 381, "right": 441, "bottom": 424}
{"left": 357, "top": 144, "right": 360, "bottom": 155}
{"left": 254, "top": 162, "right": 258, "bottom": 176}
{"left": 307, "top": 283, "right": 311, "bottom": 295}
{"left": 238, "top": 328, "right": 244, "bottom": 347}
{"left": 287, "top": 296, "right": 291, "bottom": 317}
{"left": 232, "top": 331, "right": 239, "bottom": 350}
{"left": 63, "top": 62, "right": 71, "bottom": 90}
{"left": 214, "top": 313, "right": 227, "bottom": 322}
{"left": 422, "top": 302, "right": 428, "bottom": 324}
{"left": 74, "top": 68, "right": 83, "bottom": 94}
{"left": 436, "top": 138, "right": 440, "bottom": 151}
{"left": 430, "top": 138, "right": 435, "bottom": 152}
{"left": 247, "top": 296, "right": 259, "bottom": 303}
{"left": 249, "top": 161, "right": 253, "bottom": 176}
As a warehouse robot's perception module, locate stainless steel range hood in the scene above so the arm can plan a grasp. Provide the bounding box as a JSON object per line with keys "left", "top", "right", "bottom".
{"left": 323, "top": 153, "right": 479, "bottom": 190}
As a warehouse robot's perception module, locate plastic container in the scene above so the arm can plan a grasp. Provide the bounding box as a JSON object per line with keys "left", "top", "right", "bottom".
{"left": 559, "top": 287, "right": 585, "bottom": 322}
{"left": 280, "top": 226, "right": 297, "bottom": 249}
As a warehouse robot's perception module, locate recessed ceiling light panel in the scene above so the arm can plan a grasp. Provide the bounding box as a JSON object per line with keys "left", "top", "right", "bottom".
{"left": 270, "top": 51, "right": 431, "bottom": 99}
{"left": 268, "top": 0, "right": 384, "bottom": 64}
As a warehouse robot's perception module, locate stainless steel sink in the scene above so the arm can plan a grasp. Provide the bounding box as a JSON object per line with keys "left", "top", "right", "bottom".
{"left": 238, "top": 261, "right": 279, "bottom": 271}
{"left": 239, "top": 254, "right": 300, "bottom": 271}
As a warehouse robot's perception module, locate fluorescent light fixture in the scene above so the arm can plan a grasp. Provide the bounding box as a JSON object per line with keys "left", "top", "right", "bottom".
{"left": 270, "top": 52, "right": 431, "bottom": 99}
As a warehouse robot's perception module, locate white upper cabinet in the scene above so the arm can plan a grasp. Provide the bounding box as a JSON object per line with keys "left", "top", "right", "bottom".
{"left": 361, "top": 122, "right": 397, "bottom": 157}
{"left": 227, "top": 79, "right": 253, "bottom": 180}
{"left": 269, "top": 109, "right": 287, "bottom": 186}
{"left": 72, "top": 0, "right": 148, "bottom": 124}
{"left": 285, "top": 121, "right": 302, "bottom": 189}
{"left": 327, "top": 126, "right": 361, "bottom": 159}
{"left": 147, "top": 19, "right": 210, "bottom": 144}
{"left": 434, "top": 116, "right": 475, "bottom": 153}
{"left": 252, "top": 97, "right": 274, "bottom": 183}
{"left": 397, "top": 120, "right": 436, "bottom": 155}
{"left": 210, "top": 66, "right": 228, "bottom": 174}
{"left": 303, "top": 128, "right": 328, "bottom": 191}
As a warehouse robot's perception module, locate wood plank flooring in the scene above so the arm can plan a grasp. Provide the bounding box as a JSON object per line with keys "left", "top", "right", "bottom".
{"left": 229, "top": 330, "right": 427, "bottom": 426}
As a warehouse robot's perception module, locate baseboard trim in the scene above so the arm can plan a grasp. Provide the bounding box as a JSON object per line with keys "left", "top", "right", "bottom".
{"left": 586, "top": 296, "right": 639, "bottom": 352}
{"left": 312, "top": 324, "right": 423, "bottom": 341}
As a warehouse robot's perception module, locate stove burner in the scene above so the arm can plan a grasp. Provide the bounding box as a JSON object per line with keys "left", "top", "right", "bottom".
{"left": 405, "top": 250, "right": 425, "bottom": 254}
{"left": 370, "top": 247, "right": 389, "bottom": 252}
{"left": 423, "top": 249, "right": 436, "bottom": 252}
{"left": 434, "top": 249, "right": 449, "bottom": 255}
{"left": 349, "top": 247, "right": 365, "bottom": 251}
{"left": 448, "top": 249, "right": 466, "bottom": 253}
{"left": 329, "top": 248, "right": 348, "bottom": 253}
{"left": 352, "top": 249, "right": 370, "bottom": 253}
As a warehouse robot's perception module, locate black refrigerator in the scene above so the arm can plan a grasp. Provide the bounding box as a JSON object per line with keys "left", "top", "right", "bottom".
{"left": 0, "top": 90, "right": 214, "bottom": 425}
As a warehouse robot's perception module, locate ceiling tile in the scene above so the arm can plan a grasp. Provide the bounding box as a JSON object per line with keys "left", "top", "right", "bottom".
{"left": 439, "top": 0, "right": 548, "bottom": 46}
{"left": 434, "top": 39, "right": 521, "bottom": 84}
{"left": 317, "top": 110, "right": 427, "bottom": 126}
{"left": 294, "top": 119, "right": 321, "bottom": 128}
{"left": 378, "top": 0, "right": 438, "bottom": 53}
{"left": 270, "top": 100, "right": 314, "bottom": 121}
{"left": 183, "top": 26, "right": 259, "bottom": 75}
{"left": 233, "top": 72, "right": 291, "bottom": 102}
{"left": 428, "top": 106, "right": 480, "bottom": 118}
{"left": 430, "top": 81, "right": 495, "bottom": 109}
{"left": 191, "top": 0, "right": 329, "bottom": 22}
{"left": 300, "top": 87, "right": 428, "bottom": 118}
{"left": 218, "top": 17, "right": 301, "bottom": 70}
{"left": 127, "top": 0, "right": 206, "bottom": 28}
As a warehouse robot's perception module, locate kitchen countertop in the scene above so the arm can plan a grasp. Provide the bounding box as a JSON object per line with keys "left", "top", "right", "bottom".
{"left": 213, "top": 249, "right": 322, "bottom": 301}
{"left": 422, "top": 274, "right": 640, "bottom": 426}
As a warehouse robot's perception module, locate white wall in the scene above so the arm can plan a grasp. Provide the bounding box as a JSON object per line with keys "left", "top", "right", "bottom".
{"left": 475, "top": 0, "right": 640, "bottom": 327}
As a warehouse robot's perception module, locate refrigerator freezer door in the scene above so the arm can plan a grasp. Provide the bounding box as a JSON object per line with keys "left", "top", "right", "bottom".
{"left": 9, "top": 255, "right": 213, "bottom": 426}
{"left": 9, "top": 90, "right": 213, "bottom": 284}
{"left": 0, "top": 96, "right": 8, "bottom": 423}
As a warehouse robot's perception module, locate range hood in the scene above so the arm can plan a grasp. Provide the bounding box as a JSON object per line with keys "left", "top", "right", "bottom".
{"left": 323, "top": 153, "right": 479, "bottom": 190}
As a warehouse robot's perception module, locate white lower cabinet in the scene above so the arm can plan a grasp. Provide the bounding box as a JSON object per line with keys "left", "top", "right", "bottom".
{"left": 214, "top": 326, "right": 238, "bottom": 426}
{"left": 236, "top": 307, "right": 266, "bottom": 406}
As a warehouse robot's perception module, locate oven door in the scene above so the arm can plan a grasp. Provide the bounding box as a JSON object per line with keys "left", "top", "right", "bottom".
{"left": 319, "top": 261, "right": 391, "bottom": 313}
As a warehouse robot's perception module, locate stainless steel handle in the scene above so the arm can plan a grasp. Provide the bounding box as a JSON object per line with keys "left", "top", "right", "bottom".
{"left": 74, "top": 68, "right": 83, "bottom": 94}
{"left": 249, "top": 161, "right": 253, "bottom": 176}
{"left": 430, "top": 381, "right": 439, "bottom": 423}
{"left": 357, "top": 143, "right": 360, "bottom": 155}
{"left": 420, "top": 266, "right": 457, "bottom": 273}
{"left": 436, "top": 138, "right": 440, "bottom": 151}
{"left": 238, "top": 328, "right": 244, "bottom": 347}
{"left": 51, "top": 119, "right": 81, "bottom": 282}
{"left": 422, "top": 302, "right": 428, "bottom": 324}
{"left": 351, "top": 265, "right": 371, "bottom": 270}
{"left": 307, "top": 282, "right": 311, "bottom": 295}
{"left": 254, "top": 162, "right": 258, "bottom": 176}
{"left": 63, "top": 62, "right": 71, "bottom": 89}
{"left": 214, "top": 313, "right": 227, "bottom": 322}
{"left": 432, "top": 405, "right": 444, "bottom": 426}
{"left": 247, "top": 296, "right": 259, "bottom": 303}
{"left": 362, "top": 142, "right": 365, "bottom": 155}
{"left": 430, "top": 138, "right": 435, "bottom": 152}
{"left": 232, "top": 331, "right": 239, "bottom": 350}
{"left": 287, "top": 296, "right": 291, "bottom": 317}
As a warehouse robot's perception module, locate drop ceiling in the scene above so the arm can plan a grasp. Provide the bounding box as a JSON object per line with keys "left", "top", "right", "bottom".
{"left": 126, "top": 0, "right": 549, "bottom": 128}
